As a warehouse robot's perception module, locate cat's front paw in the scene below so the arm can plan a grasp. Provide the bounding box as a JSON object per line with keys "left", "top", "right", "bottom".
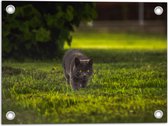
{"left": 72, "top": 86, "right": 80, "bottom": 90}
{"left": 71, "top": 83, "right": 79, "bottom": 90}
{"left": 81, "top": 84, "right": 87, "bottom": 88}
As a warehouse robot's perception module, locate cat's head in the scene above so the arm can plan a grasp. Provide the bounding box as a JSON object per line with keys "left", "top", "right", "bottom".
{"left": 73, "top": 57, "right": 93, "bottom": 80}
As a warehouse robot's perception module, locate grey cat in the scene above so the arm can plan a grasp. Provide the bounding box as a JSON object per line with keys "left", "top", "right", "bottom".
{"left": 62, "top": 49, "right": 93, "bottom": 90}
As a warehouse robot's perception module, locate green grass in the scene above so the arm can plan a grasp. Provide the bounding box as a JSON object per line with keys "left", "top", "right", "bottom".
{"left": 2, "top": 32, "right": 167, "bottom": 124}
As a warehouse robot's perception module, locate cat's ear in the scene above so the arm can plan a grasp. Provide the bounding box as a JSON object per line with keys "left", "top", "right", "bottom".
{"left": 75, "top": 58, "right": 80, "bottom": 66}
{"left": 88, "top": 59, "right": 93, "bottom": 66}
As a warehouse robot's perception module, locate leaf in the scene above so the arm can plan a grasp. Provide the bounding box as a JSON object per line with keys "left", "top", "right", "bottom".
{"left": 65, "top": 5, "right": 74, "bottom": 21}
{"left": 67, "top": 35, "right": 72, "bottom": 46}
{"left": 35, "top": 27, "right": 51, "bottom": 42}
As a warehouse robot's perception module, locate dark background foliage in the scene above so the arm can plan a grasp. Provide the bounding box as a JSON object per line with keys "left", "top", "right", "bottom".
{"left": 2, "top": 2, "right": 97, "bottom": 59}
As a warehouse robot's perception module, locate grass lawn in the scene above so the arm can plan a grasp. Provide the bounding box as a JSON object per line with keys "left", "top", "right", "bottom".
{"left": 2, "top": 32, "right": 167, "bottom": 123}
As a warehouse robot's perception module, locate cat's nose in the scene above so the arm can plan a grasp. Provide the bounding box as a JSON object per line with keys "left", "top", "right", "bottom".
{"left": 83, "top": 73, "right": 87, "bottom": 77}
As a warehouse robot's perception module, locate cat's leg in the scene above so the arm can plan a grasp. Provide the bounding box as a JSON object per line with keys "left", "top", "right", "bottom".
{"left": 80, "top": 80, "right": 88, "bottom": 88}
{"left": 66, "top": 74, "right": 70, "bottom": 84}
{"left": 70, "top": 78, "right": 79, "bottom": 90}
{"left": 64, "top": 71, "right": 70, "bottom": 84}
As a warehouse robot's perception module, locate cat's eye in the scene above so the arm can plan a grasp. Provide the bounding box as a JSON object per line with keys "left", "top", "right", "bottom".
{"left": 87, "top": 70, "right": 90, "bottom": 72}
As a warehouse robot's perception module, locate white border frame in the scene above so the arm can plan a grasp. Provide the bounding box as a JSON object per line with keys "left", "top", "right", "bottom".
{"left": 0, "top": 0, "right": 167, "bottom": 126}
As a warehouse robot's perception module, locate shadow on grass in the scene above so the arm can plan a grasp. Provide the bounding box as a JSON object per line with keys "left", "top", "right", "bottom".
{"left": 2, "top": 66, "right": 23, "bottom": 76}
{"left": 3, "top": 48, "right": 166, "bottom": 64}
{"left": 70, "top": 49, "right": 167, "bottom": 63}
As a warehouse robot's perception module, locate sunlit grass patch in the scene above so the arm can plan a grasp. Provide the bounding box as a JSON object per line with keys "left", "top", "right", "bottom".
{"left": 64, "top": 32, "right": 166, "bottom": 50}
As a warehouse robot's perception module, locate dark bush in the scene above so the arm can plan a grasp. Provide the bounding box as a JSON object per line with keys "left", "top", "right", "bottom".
{"left": 2, "top": 2, "right": 97, "bottom": 59}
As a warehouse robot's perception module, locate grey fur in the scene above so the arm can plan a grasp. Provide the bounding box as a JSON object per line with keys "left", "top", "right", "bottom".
{"left": 62, "top": 49, "right": 93, "bottom": 90}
